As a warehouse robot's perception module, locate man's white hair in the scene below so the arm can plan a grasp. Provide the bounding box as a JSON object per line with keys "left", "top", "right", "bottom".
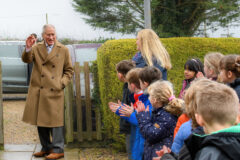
{"left": 42, "top": 24, "right": 56, "bottom": 35}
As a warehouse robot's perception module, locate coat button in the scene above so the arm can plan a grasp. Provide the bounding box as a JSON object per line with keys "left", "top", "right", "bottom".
{"left": 50, "top": 88, "right": 54, "bottom": 91}
{"left": 42, "top": 64, "right": 45, "bottom": 66}
{"left": 52, "top": 76, "right": 54, "bottom": 79}
{"left": 40, "top": 86, "right": 43, "bottom": 89}
{"left": 41, "top": 75, "right": 44, "bottom": 77}
{"left": 52, "top": 65, "right": 55, "bottom": 68}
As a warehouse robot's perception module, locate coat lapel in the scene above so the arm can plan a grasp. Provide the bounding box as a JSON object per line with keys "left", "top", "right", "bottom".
{"left": 37, "top": 41, "right": 48, "bottom": 61}
{"left": 44, "top": 41, "right": 61, "bottom": 63}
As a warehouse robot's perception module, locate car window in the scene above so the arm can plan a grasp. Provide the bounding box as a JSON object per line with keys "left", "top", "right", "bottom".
{"left": 0, "top": 45, "right": 19, "bottom": 57}
{"left": 75, "top": 48, "right": 97, "bottom": 65}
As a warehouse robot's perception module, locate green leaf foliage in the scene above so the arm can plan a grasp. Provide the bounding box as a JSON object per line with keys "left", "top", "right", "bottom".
{"left": 97, "top": 37, "right": 240, "bottom": 149}
{"left": 73, "top": 0, "right": 240, "bottom": 37}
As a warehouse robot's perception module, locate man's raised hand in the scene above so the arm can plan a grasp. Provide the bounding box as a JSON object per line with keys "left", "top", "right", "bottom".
{"left": 26, "top": 35, "right": 36, "bottom": 50}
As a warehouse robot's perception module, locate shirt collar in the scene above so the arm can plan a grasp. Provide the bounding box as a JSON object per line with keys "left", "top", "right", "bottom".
{"left": 45, "top": 42, "right": 54, "bottom": 48}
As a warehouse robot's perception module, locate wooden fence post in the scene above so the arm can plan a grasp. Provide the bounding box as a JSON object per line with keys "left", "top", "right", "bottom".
{"left": 64, "top": 81, "right": 74, "bottom": 143}
{"left": 0, "top": 62, "right": 4, "bottom": 149}
{"left": 84, "top": 62, "right": 92, "bottom": 141}
{"left": 74, "top": 62, "right": 83, "bottom": 142}
{"left": 95, "top": 107, "right": 102, "bottom": 140}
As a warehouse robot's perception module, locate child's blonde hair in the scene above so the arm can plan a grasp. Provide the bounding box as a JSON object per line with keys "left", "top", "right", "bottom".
{"left": 148, "top": 80, "right": 184, "bottom": 116}
{"left": 137, "top": 29, "right": 172, "bottom": 70}
{"left": 126, "top": 68, "right": 142, "bottom": 89}
{"left": 204, "top": 52, "right": 224, "bottom": 75}
{"left": 185, "top": 78, "right": 239, "bottom": 128}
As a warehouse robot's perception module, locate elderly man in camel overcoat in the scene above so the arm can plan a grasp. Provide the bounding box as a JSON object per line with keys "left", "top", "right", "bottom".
{"left": 22, "top": 24, "right": 73, "bottom": 159}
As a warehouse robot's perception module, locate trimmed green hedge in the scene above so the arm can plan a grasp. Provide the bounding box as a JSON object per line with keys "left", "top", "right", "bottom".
{"left": 97, "top": 38, "right": 240, "bottom": 149}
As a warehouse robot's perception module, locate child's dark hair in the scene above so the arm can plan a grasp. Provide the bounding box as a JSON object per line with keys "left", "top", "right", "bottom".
{"left": 219, "top": 55, "right": 240, "bottom": 78}
{"left": 116, "top": 60, "right": 136, "bottom": 76}
{"left": 184, "top": 58, "right": 204, "bottom": 75}
{"left": 139, "top": 66, "right": 162, "bottom": 85}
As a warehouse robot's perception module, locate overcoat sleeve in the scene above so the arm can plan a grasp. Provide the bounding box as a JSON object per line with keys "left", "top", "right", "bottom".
{"left": 22, "top": 48, "right": 35, "bottom": 63}
{"left": 61, "top": 48, "right": 74, "bottom": 88}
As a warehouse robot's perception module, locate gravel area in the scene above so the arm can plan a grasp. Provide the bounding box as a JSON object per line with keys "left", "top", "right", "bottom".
{"left": 3, "top": 100, "right": 39, "bottom": 144}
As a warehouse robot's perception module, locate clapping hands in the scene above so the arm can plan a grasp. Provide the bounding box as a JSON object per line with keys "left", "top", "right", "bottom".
{"left": 136, "top": 101, "right": 149, "bottom": 113}
{"left": 119, "top": 103, "right": 134, "bottom": 117}
{"left": 152, "top": 145, "right": 171, "bottom": 160}
{"left": 108, "top": 101, "right": 121, "bottom": 113}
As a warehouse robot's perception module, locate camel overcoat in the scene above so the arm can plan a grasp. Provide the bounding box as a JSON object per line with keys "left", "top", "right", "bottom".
{"left": 22, "top": 41, "right": 73, "bottom": 127}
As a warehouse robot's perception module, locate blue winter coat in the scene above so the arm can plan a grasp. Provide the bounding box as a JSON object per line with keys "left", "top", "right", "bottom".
{"left": 171, "top": 120, "right": 191, "bottom": 154}
{"left": 115, "top": 94, "right": 152, "bottom": 160}
{"left": 137, "top": 107, "right": 177, "bottom": 160}
{"left": 132, "top": 52, "right": 167, "bottom": 80}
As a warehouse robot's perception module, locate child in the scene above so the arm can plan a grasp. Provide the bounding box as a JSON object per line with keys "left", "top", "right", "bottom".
{"left": 159, "top": 79, "right": 240, "bottom": 160}
{"left": 219, "top": 55, "right": 240, "bottom": 100}
{"left": 109, "top": 68, "right": 144, "bottom": 160}
{"left": 203, "top": 52, "right": 224, "bottom": 80}
{"left": 118, "top": 67, "right": 163, "bottom": 160}
{"left": 136, "top": 80, "right": 184, "bottom": 160}
{"left": 174, "top": 58, "right": 204, "bottom": 138}
{"left": 109, "top": 60, "right": 135, "bottom": 159}
{"left": 179, "top": 58, "right": 204, "bottom": 99}
{"left": 171, "top": 79, "right": 204, "bottom": 154}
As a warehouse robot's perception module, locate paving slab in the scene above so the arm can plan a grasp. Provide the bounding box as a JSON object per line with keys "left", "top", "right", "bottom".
{"left": 4, "top": 144, "right": 35, "bottom": 152}
{"left": 31, "top": 156, "right": 45, "bottom": 160}
{"left": 0, "top": 151, "right": 32, "bottom": 160}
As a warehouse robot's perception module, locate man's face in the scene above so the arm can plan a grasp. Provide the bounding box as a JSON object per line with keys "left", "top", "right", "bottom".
{"left": 43, "top": 27, "right": 56, "bottom": 46}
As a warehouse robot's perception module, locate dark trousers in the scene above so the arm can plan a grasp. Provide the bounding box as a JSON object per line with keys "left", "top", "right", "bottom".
{"left": 37, "top": 126, "right": 64, "bottom": 153}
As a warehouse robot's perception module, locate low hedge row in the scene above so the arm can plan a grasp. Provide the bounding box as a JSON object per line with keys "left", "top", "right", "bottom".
{"left": 97, "top": 38, "right": 240, "bottom": 149}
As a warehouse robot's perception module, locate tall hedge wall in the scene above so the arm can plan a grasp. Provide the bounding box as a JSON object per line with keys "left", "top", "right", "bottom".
{"left": 97, "top": 38, "right": 240, "bottom": 149}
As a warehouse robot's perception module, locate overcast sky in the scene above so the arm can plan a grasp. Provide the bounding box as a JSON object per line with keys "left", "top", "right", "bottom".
{"left": 0, "top": 0, "right": 239, "bottom": 40}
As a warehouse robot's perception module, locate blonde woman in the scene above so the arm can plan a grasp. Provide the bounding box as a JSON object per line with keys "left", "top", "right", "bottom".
{"left": 133, "top": 29, "right": 171, "bottom": 80}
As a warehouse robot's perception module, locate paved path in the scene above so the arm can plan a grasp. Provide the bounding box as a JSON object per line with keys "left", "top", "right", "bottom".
{"left": 0, "top": 144, "right": 128, "bottom": 160}
{"left": 0, "top": 144, "right": 75, "bottom": 160}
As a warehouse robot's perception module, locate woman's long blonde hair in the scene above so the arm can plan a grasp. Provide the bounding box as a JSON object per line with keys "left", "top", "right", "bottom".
{"left": 137, "top": 29, "right": 172, "bottom": 70}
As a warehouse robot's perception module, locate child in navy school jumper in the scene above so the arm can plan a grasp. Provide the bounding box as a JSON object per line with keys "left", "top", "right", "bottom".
{"left": 109, "top": 68, "right": 144, "bottom": 160}
{"left": 136, "top": 80, "right": 184, "bottom": 160}
{"left": 108, "top": 60, "right": 135, "bottom": 159}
